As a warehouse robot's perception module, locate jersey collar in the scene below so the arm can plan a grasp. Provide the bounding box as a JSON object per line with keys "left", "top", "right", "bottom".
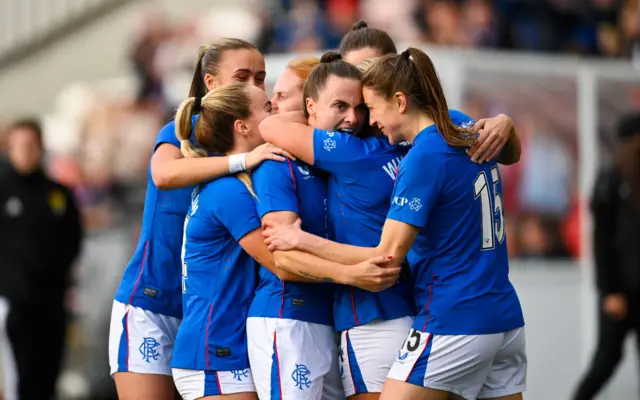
{"left": 412, "top": 124, "right": 438, "bottom": 146}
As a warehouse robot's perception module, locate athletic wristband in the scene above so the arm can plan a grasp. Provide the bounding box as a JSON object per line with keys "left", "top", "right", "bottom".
{"left": 228, "top": 153, "right": 247, "bottom": 174}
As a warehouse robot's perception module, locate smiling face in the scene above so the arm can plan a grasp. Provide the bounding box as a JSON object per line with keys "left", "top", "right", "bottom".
{"left": 205, "top": 48, "right": 266, "bottom": 91}
{"left": 363, "top": 86, "right": 407, "bottom": 144}
{"left": 306, "top": 75, "right": 365, "bottom": 134}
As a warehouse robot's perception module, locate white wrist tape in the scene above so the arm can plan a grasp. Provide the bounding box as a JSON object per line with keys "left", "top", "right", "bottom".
{"left": 228, "top": 153, "right": 247, "bottom": 173}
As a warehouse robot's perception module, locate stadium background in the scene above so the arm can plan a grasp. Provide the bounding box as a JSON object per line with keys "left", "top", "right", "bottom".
{"left": 0, "top": 0, "right": 638, "bottom": 398}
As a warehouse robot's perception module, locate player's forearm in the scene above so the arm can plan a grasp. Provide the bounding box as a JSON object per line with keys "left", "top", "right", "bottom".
{"left": 497, "top": 116, "right": 521, "bottom": 165}
{"left": 296, "top": 231, "right": 374, "bottom": 265}
{"left": 274, "top": 250, "right": 352, "bottom": 285}
{"left": 152, "top": 156, "right": 233, "bottom": 189}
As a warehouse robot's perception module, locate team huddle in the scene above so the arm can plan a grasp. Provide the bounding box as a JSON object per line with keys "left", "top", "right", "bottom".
{"left": 107, "top": 21, "right": 527, "bottom": 400}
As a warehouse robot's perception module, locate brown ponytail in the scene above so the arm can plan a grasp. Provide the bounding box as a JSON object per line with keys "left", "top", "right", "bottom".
{"left": 361, "top": 47, "right": 475, "bottom": 147}
{"left": 187, "top": 38, "right": 260, "bottom": 99}
{"left": 405, "top": 48, "right": 473, "bottom": 147}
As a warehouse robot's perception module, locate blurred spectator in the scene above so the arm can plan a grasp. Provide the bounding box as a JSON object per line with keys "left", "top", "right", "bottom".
{"left": 0, "top": 119, "right": 82, "bottom": 400}
{"left": 572, "top": 113, "right": 640, "bottom": 400}
{"left": 130, "top": 10, "right": 171, "bottom": 108}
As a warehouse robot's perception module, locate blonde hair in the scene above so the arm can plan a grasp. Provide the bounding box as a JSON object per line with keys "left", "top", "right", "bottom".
{"left": 354, "top": 57, "right": 380, "bottom": 73}
{"left": 175, "top": 82, "right": 257, "bottom": 197}
{"left": 286, "top": 57, "right": 321, "bottom": 82}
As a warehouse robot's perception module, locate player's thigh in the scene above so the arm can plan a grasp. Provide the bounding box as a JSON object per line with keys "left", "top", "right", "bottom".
{"left": 173, "top": 368, "right": 256, "bottom": 400}
{"left": 108, "top": 300, "right": 181, "bottom": 377}
{"left": 478, "top": 328, "right": 527, "bottom": 400}
{"left": 340, "top": 317, "right": 414, "bottom": 398}
{"left": 379, "top": 378, "right": 449, "bottom": 400}
{"left": 387, "top": 329, "right": 503, "bottom": 400}
{"left": 246, "top": 317, "right": 335, "bottom": 400}
{"left": 114, "top": 372, "right": 177, "bottom": 400}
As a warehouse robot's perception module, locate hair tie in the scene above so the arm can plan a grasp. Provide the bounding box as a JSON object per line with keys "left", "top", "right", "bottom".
{"left": 193, "top": 96, "right": 202, "bottom": 113}
{"left": 401, "top": 50, "right": 411, "bottom": 61}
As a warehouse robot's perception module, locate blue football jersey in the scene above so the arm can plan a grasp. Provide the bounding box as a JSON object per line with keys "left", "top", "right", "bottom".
{"left": 312, "top": 129, "right": 415, "bottom": 331}
{"left": 114, "top": 116, "right": 197, "bottom": 319}
{"left": 171, "top": 177, "right": 260, "bottom": 371}
{"left": 387, "top": 120, "right": 525, "bottom": 335}
{"left": 249, "top": 159, "right": 333, "bottom": 326}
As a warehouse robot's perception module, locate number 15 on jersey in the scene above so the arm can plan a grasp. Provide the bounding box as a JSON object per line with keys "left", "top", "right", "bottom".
{"left": 473, "top": 165, "right": 505, "bottom": 250}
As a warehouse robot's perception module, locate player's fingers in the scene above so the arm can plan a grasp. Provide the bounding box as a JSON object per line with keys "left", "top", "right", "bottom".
{"left": 273, "top": 148, "right": 296, "bottom": 160}
{"left": 472, "top": 119, "right": 487, "bottom": 133}
{"left": 262, "top": 220, "right": 277, "bottom": 229}
{"left": 481, "top": 137, "right": 506, "bottom": 164}
{"left": 368, "top": 255, "right": 391, "bottom": 265}
{"left": 470, "top": 139, "right": 491, "bottom": 163}
{"left": 267, "top": 243, "right": 277, "bottom": 252}
{"left": 379, "top": 266, "right": 402, "bottom": 277}
{"left": 266, "top": 154, "right": 286, "bottom": 162}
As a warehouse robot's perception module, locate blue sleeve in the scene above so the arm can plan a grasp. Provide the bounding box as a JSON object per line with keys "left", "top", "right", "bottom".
{"left": 448, "top": 109, "right": 476, "bottom": 129}
{"left": 211, "top": 179, "right": 262, "bottom": 241}
{"left": 154, "top": 115, "right": 199, "bottom": 152}
{"left": 154, "top": 121, "right": 180, "bottom": 151}
{"left": 386, "top": 151, "right": 445, "bottom": 229}
{"left": 312, "top": 128, "right": 369, "bottom": 174}
{"left": 252, "top": 160, "right": 298, "bottom": 218}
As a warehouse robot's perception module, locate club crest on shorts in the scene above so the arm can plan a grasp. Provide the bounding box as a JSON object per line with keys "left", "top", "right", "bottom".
{"left": 291, "top": 364, "right": 311, "bottom": 390}
{"left": 139, "top": 337, "right": 160, "bottom": 363}
{"left": 231, "top": 369, "right": 249, "bottom": 381}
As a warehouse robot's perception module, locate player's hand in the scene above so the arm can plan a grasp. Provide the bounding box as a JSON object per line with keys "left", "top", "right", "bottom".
{"left": 263, "top": 218, "right": 303, "bottom": 252}
{"left": 347, "top": 256, "right": 401, "bottom": 292}
{"left": 246, "top": 142, "right": 296, "bottom": 170}
{"left": 603, "top": 293, "right": 627, "bottom": 321}
{"left": 467, "top": 114, "right": 514, "bottom": 164}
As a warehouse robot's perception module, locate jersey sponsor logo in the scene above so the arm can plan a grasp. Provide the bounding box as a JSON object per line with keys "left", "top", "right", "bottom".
{"left": 48, "top": 189, "right": 67, "bottom": 215}
{"left": 291, "top": 364, "right": 311, "bottom": 390}
{"left": 139, "top": 337, "right": 160, "bottom": 363}
{"left": 297, "top": 165, "right": 313, "bottom": 180}
{"left": 323, "top": 137, "right": 336, "bottom": 152}
{"left": 231, "top": 369, "right": 249, "bottom": 381}
{"left": 409, "top": 198, "right": 422, "bottom": 212}
{"left": 393, "top": 196, "right": 409, "bottom": 207}
{"left": 4, "top": 196, "right": 22, "bottom": 217}
{"left": 216, "top": 347, "right": 231, "bottom": 358}
{"left": 382, "top": 156, "right": 403, "bottom": 180}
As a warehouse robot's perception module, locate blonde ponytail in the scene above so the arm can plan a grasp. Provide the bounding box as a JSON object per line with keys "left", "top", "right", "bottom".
{"left": 236, "top": 172, "right": 258, "bottom": 199}
{"left": 175, "top": 97, "right": 207, "bottom": 158}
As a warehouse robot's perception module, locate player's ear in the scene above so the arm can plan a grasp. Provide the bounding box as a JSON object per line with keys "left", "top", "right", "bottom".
{"left": 393, "top": 92, "right": 408, "bottom": 114}
{"left": 305, "top": 97, "right": 316, "bottom": 117}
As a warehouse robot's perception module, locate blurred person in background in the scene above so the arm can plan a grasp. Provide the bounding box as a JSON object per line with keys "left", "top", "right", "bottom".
{"left": 0, "top": 119, "right": 82, "bottom": 400}
{"left": 572, "top": 113, "right": 640, "bottom": 400}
